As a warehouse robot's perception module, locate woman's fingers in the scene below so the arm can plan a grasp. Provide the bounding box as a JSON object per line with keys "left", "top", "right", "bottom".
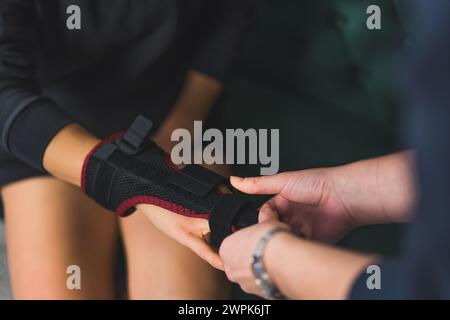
{"left": 230, "top": 174, "right": 291, "bottom": 195}
{"left": 184, "top": 233, "right": 224, "bottom": 271}
{"left": 258, "top": 202, "right": 279, "bottom": 222}
{"left": 177, "top": 218, "right": 224, "bottom": 270}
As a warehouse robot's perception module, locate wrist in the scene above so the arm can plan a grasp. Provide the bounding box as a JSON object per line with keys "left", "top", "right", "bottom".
{"left": 331, "top": 162, "right": 375, "bottom": 227}
{"left": 152, "top": 131, "right": 177, "bottom": 154}
{"left": 43, "top": 124, "right": 100, "bottom": 187}
{"left": 334, "top": 155, "right": 412, "bottom": 226}
{"left": 263, "top": 231, "right": 296, "bottom": 294}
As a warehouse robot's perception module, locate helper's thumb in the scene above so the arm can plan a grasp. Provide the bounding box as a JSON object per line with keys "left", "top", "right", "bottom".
{"left": 230, "top": 174, "right": 288, "bottom": 195}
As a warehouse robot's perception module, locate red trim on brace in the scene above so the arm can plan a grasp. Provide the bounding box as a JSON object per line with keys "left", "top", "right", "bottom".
{"left": 116, "top": 195, "right": 210, "bottom": 219}
{"left": 81, "top": 132, "right": 125, "bottom": 193}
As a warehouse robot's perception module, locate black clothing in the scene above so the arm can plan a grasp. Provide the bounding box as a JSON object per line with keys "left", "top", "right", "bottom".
{"left": 0, "top": 0, "right": 252, "bottom": 184}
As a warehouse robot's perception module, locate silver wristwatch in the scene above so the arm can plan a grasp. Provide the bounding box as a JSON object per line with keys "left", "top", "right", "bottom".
{"left": 252, "top": 227, "right": 292, "bottom": 300}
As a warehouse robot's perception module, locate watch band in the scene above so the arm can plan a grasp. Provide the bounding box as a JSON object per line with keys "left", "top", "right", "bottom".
{"left": 252, "top": 227, "right": 292, "bottom": 300}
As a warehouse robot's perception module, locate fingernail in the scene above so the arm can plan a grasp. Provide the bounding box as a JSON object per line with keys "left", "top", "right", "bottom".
{"left": 230, "top": 176, "right": 243, "bottom": 182}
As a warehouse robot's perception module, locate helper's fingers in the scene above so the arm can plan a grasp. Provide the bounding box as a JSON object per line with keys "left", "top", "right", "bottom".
{"left": 230, "top": 173, "right": 291, "bottom": 195}
{"left": 184, "top": 234, "right": 224, "bottom": 271}
{"left": 234, "top": 169, "right": 332, "bottom": 206}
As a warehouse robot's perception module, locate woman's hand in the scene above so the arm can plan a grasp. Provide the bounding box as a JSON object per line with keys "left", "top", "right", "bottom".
{"left": 139, "top": 136, "right": 225, "bottom": 270}
{"left": 130, "top": 70, "right": 225, "bottom": 270}
{"left": 134, "top": 133, "right": 230, "bottom": 271}
{"left": 137, "top": 204, "right": 223, "bottom": 270}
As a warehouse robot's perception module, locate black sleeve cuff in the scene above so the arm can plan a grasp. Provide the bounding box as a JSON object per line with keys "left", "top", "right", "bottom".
{"left": 7, "top": 99, "right": 75, "bottom": 171}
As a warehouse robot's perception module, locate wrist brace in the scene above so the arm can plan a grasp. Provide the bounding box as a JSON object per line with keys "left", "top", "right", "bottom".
{"left": 81, "top": 116, "right": 258, "bottom": 248}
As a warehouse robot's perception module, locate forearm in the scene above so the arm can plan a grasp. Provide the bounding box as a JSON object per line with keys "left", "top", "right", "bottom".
{"left": 333, "top": 151, "right": 417, "bottom": 225}
{"left": 154, "top": 70, "right": 222, "bottom": 149}
{"left": 43, "top": 124, "right": 100, "bottom": 187}
{"left": 265, "top": 233, "right": 377, "bottom": 300}
{"left": 42, "top": 71, "right": 222, "bottom": 188}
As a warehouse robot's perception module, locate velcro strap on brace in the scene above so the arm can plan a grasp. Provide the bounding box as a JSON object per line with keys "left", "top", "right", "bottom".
{"left": 209, "top": 195, "right": 258, "bottom": 249}
{"left": 116, "top": 116, "right": 154, "bottom": 155}
{"left": 168, "top": 165, "right": 225, "bottom": 197}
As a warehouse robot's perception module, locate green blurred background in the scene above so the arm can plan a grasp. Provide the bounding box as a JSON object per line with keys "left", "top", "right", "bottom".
{"left": 217, "top": 1, "right": 408, "bottom": 298}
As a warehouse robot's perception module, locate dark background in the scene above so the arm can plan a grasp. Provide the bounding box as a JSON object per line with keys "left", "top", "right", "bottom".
{"left": 219, "top": 0, "right": 407, "bottom": 268}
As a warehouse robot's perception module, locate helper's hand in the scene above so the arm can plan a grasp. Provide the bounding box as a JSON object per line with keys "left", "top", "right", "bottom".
{"left": 220, "top": 218, "right": 378, "bottom": 300}
{"left": 219, "top": 220, "right": 289, "bottom": 296}
{"left": 232, "top": 152, "right": 416, "bottom": 244}
{"left": 231, "top": 169, "right": 356, "bottom": 244}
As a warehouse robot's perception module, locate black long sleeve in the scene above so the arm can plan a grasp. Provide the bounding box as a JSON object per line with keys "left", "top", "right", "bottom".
{"left": 350, "top": 0, "right": 450, "bottom": 299}
{"left": 0, "top": 0, "right": 75, "bottom": 171}
{"left": 191, "top": 0, "right": 254, "bottom": 83}
{"left": 0, "top": 1, "right": 253, "bottom": 173}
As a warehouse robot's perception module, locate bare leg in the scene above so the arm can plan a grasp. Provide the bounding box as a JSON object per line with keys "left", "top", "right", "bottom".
{"left": 2, "top": 177, "right": 119, "bottom": 299}
{"left": 120, "top": 210, "right": 230, "bottom": 299}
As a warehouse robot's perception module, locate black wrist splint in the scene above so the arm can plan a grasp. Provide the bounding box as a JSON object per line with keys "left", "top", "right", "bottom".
{"left": 81, "top": 116, "right": 258, "bottom": 248}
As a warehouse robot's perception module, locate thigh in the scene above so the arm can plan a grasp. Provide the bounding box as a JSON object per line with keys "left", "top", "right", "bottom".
{"left": 2, "top": 177, "right": 119, "bottom": 299}
{"left": 120, "top": 211, "right": 231, "bottom": 300}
